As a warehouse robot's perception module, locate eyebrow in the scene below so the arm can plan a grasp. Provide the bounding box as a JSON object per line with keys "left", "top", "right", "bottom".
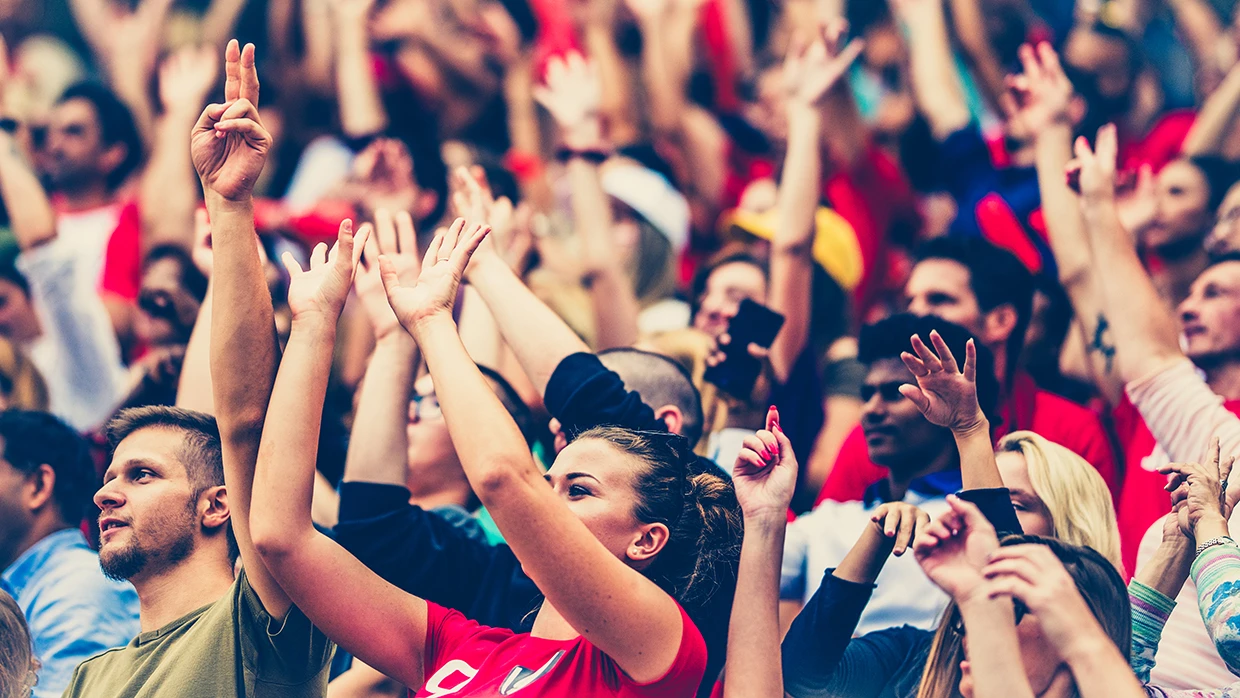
{"left": 102, "top": 458, "right": 161, "bottom": 481}
{"left": 543, "top": 472, "right": 602, "bottom": 485}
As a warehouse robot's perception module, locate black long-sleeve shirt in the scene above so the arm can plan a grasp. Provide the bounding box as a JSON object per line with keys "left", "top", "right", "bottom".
{"left": 781, "top": 488, "right": 1023, "bottom": 698}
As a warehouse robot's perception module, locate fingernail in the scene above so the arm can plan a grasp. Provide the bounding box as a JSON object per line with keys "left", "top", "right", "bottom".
{"left": 760, "top": 449, "right": 770, "bottom": 460}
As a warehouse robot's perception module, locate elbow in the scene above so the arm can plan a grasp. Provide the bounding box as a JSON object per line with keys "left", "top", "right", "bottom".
{"left": 250, "top": 516, "right": 298, "bottom": 561}
{"left": 471, "top": 460, "right": 537, "bottom": 506}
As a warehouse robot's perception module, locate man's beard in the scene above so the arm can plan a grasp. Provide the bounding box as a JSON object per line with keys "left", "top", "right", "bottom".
{"left": 100, "top": 497, "right": 197, "bottom": 582}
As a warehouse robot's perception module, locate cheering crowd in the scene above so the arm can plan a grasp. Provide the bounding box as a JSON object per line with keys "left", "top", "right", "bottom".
{"left": 8, "top": 0, "right": 1240, "bottom": 696}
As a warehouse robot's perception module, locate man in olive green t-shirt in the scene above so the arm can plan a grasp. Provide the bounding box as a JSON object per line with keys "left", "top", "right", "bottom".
{"left": 65, "top": 40, "right": 333, "bottom": 698}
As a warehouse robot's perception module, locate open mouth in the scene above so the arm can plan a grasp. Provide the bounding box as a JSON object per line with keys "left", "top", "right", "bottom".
{"left": 99, "top": 519, "right": 129, "bottom": 535}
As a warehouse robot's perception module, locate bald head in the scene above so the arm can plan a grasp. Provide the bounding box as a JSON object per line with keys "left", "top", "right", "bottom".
{"left": 598, "top": 349, "right": 704, "bottom": 445}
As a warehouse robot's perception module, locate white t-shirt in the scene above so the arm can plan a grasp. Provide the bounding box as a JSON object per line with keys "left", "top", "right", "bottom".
{"left": 781, "top": 489, "right": 953, "bottom": 634}
{"left": 55, "top": 203, "right": 122, "bottom": 296}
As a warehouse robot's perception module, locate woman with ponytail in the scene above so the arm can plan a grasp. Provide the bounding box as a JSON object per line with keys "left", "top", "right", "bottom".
{"left": 248, "top": 216, "right": 744, "bottom": 696}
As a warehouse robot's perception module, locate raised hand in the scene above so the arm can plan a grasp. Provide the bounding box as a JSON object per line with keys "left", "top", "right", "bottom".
{"left": 379, "top": 217, "right": 491, "bottom": 335}
{"left": 899, "top": 331, "right": 985, "bottom": 433}
{"left": 732, "top": 407, "right": 799, "bottom": 520}
{"left": 533, "top": 52, "right": 603, "bottom": 148}
{"left": 351, "top": 139, "right": 419, "bottom": 215}
{"left": 869, "top": 502, "right": 932, "bottom": 557}
{"left": 783, "top": 19, "right": 864, "bottom": 108}
{"left": 191, "top": 40, "right": 272, "bottom": 202}
{"left": 1065, "top": 123, "right": 1118, "bottom": 204}
{"left": 981, "top": 544, "right": 1102, "bottom": 659}
{"left": 913, "top": 495, "right": 1001, "bottom": 602}
{"left": 159, "top": 44, "right": 219, "bottom": 113}
{"left": 355, "top": 209, "right": 420, "bottom": 340}
{"left": 282, "top": 219, "right": 371, "bottom": 322}
{"left": 1158, "top": 437, "right": 1238, "bottom": 538}
{"left": 1003, "top": 42, "right": 1074, "bottom": 137}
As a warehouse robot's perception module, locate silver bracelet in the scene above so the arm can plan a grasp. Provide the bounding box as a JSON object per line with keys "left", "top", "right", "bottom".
{"left": 1195, "top": 536, "right": 1236, "bottom": 558}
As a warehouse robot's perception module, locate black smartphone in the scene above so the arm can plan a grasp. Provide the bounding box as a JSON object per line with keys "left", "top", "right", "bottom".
{"left": 704, "top": 299, "right": 785, "bottom": 399}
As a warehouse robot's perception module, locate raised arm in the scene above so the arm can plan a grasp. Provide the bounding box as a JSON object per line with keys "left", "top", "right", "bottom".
{"left": 726, "top": 408, "right": 798, "bottom": 698}
{"left": 533, "top": 52, "right": 641, "bottom": 350}
{"left": 343, "top": 209, "right": 421, "bottom": 488}
{"left": 142, "top": 47, "right": 219, "bottom": 250}
{"left": 767, "top": 21, "right": 863, "bottom": 383}
{"left": 891, "top": 0, "right": 972, "bottom": 140}
{"left": 201, "top": 0, "right": 250, "bottom": 49}
{"left": 1182, "top": 61, "right": 1240, "bottom": 157}
{"left": 175, "top": 211, "right": 217, "bottom": 413}
{"left": 899, "top": 332, "right": 1002, "bottom": 490}
{"left": 332, "top": 0, "right": 389, "bottom": 138}
{"left": 383, "top": 220, "right": 691, "bottom": 683}
{"left": 1074, "top": 124, "right": 1185, "bottom": 385}
{"left": 249, "top": 218, "right": 433, "bottom": 686}
{"left": 947, "top": 0, "right": 1008, "bottom": 111}
{"left": 191, "top": 41, "right": 287, "bottom": 618}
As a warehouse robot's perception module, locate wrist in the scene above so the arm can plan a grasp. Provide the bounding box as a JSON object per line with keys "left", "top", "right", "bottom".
{"left": 203, "top": 188, "right": 256, "bottom": 211}
{"left": 743, "top": 510, "right": 790, "bottom": 532}
{"left": 408, "top": 311, "right": 457, "bottom": 341}
{"left": 290, "top": 311, "right": 340, "bottom": 335}
{"left": 1060, "top": 627, "right": 1118, "bottom": 668}
{"left": 374, "top": 326, "right": 416, "bottom": 348}
{"left": 1195, "top": 515, "right": 1231, "bottom": 542}
{"left": 560, "top": 119, "right": 605, "bottom": 151}
{"left": 951, "top": 414, "right": 989, "bottom": 439}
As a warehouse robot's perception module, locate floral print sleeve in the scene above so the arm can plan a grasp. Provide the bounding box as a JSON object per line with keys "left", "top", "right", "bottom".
{"left": 1191, "top": 544, "right": 1240, "bottom": 678}
{"left": 1131, "top": 580, "right": 1177, "bottom": 683}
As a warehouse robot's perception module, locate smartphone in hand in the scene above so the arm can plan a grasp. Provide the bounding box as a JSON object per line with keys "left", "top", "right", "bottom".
{"left": 704, "top": 299, "right": 785, "bottom": 399}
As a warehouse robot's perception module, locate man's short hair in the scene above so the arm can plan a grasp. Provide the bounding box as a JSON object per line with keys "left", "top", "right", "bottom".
{"left": 477, "top": 364, "right": 551, "bottom": 453}
{"left": 915, "top": 236, "right": 1035, "bottom": 374}
{"left": 599, "top": 349, "right": 705, "bottom": 445}
{"left": 1206, "top": 250, "right": 1240, "bottom": 271}
{"left": 0, "top": 411, "right": 96, "bottom": 525}
{"left": 56, "top": 82, "right": 143, "bottom": 189}
{"left": 106, "top": 407, "right": 223, "bottom": 493}
{"left": 859, "top": 313, "right": 1002, "bottom": 425}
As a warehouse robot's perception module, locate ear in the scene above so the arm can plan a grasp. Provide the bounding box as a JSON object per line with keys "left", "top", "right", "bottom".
{"left": 653, "top": 406, "right": 684, "bottom": 438}
{"left": 981, "top": 303, "right": 1019, "bottom": 347}
{"left": 413, "top": 190, "right": 438, "bottom": 222}
{"left": 198, "top": 485, "right": 231, "bottom": 533}
{"left": 23, "top": 464, "right": 56, "bottom": 513}
{"left": 627, "top": 521, "right": 671, "bottom": 565}
{"left": 99, "top": 143, "right": 128, "bottom": 178}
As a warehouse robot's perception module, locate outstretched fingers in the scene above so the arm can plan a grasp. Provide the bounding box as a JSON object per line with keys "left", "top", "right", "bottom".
{"left": 240, "top": 42, "right": 260, "bottom": 106}
{"left": 224, "top": 39, "right": 240, "bottom": 103}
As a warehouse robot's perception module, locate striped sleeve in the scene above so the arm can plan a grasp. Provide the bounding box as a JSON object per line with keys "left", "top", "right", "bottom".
{"left": 1191, "top": 543, "right": 1240, "bottom": 677}
{"left": 1130, "top": 580, "right": 1177, "bottom": 683}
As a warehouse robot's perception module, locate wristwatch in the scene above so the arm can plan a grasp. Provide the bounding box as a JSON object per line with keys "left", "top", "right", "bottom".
{"left": 1195, "top": 536, "right": 1236, "bottom": 558}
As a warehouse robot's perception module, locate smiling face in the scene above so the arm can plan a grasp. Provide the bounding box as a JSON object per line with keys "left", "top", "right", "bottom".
{"left": 542, "top": 437, "right": 667, "bottom": 566}
{"left": 93, "top": 427, "right": 222, "bottom": 582}
{"left": 859, "top": 358, "right": 952, "bottom": 470}
{"left": 1178, "top": 260, "right": 1240, "bottom": 364}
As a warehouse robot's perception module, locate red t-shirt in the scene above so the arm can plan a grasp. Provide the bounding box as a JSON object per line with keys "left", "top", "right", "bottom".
{"left": 815, "top": 373, "right": 1118, "bottom": 505}
{"left": 414, "top": 602, "right": 707, "bottom": 697}
{"left": 1112, "top": 395, "right": 1240, "bottom": 577}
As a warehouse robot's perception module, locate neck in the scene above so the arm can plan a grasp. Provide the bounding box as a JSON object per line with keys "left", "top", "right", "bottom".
{"left": 406, "top": 469, "right": 473, "bottom": 510}
{"left": 131, "top": 551, "right": 235, "bottom": 632}
{"left": 529, "top": 599, "right": 582, "bottom": 641}
{"left": 990, "top": 344, "right": 1010, "bottom": 393}
{"left": 55, "top": 182, "right": 113, "bottom": 212}
{"left": 885, "top": 447, "right": 957, "bottom": 502}
{"left": 0, "top": 519, "right": 71, "bottom": 571}
{"left": 1205, "top": 359, "right": 1240, "bottom": 400}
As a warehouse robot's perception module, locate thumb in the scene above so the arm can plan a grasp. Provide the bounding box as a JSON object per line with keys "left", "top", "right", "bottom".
{"left": 899, "top": 384, "right": 932, "bottom": 413}
{"left": 377, "top": 255, "right": 403, "bottom": 300}
{"left": 946, "top": 494, "right": 991, "bottom": 534}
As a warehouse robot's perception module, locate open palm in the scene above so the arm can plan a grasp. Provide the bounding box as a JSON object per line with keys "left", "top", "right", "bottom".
{"left": 381, "top": 217, "right": 491, "bottom": 334}
{"left": 356, "top": 209, "right": 420, "bottom": 340}
{"left": 191, "top": 40, "right": 272, "bottom": 201}
{"left": 899, "top": 332, "right": 983, "bottom": 432}
{"left": 914, "top": 497, "right": 1000, "bottom": 601}
{"left": 784, "top": 19, "right": 864, "bottom": 107}
{"left": 283, "top": 220, "right": 370, "bottom": 321}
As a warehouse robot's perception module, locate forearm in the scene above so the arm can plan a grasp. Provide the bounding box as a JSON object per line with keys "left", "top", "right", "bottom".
{"left": 300, "top": 0, "right": 336, "bottom": 93}
{"left": 833, "top": 527, "right": 893, "bottom": 584}
{"left": 954, "top": 418, "right": 1004, "bottom": 490}
{"left": 1128, "top": 580, "right": 1176, "bottom": 682}
{"left": 767, "top": 105, "right": 818, "bottom": 382}
{"left": 1081, "top": 197, "right": 1184, "bottom": 384}
{"left": 1167, "top": 0, "right": 1227, "bottom": 87}
{"left": 956, "top": 595, "right": 1034, "bottom": 698}
{"left": 336, "top": 18, "right": 389, "bottom": 138}
{"left": 589, "top": 266, "right": 641, "bottom": 350}
{"left": 0, "top": 131, "right": 56, "bottom": 249}
{"left": 1063, "top": 631, "right": 1148, "bottom": 698}
{"left": 1135, "top": 539, "right": 1194, "bottom": 599}
{"left": 201, "top": 0, "right": 248, "bottom": 48}
{"left": 900, "top": 3, "right": 972, "bottom": 140}
{"left": 637, "top": 14, "right": 688, "bottom": 136}
{"left": 140, "top": 110, "right": 201, "bottom": 249}
{"left": 725, "top": 514, "right": 786, "bottom": 698}
{"left": 1191, "top": 539, "right": 1240, "bottom": 674}
{"left": 467, "top": 247, "right": 589, "bottom": 395}
{"left": 343, "top": 334, "right": 419, "bottom": 487}
{"left": 948, "top": 0, "right": 1008, "bottom": 110}
{"left": 176, "top": 282, "right": 215, "bottom": 413}
{"left": 583, "top": 25, "right": 638, "bottom": 145}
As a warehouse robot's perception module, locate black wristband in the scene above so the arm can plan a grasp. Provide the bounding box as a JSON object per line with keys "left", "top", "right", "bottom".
{"left": 554, "top": 146, "right": 611, "bottom": 164}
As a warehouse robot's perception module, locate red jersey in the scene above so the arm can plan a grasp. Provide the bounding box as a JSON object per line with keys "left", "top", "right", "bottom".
{"left": 815, "top": 373, "right": 1118, "bottom": 505}
{"left": 1113, "top": 395, "right": 1240, "bottom": 577}
{"left": 414, "top": 602, "right": 707, "bottom": 697}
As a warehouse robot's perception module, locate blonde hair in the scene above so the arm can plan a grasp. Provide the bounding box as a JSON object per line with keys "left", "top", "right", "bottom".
{"left": 997, "top": 430, "right": 1123, "bottom": 572}
{"left": 0, "top": 338, "right": 48, "bottom": 412}
{"left": 916, "top": 431, "right": 1123, "bottom": 698}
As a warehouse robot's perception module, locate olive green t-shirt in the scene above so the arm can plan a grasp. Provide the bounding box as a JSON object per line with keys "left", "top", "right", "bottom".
{"left": 62, "top": 570, "right": 334, "bottom": 697}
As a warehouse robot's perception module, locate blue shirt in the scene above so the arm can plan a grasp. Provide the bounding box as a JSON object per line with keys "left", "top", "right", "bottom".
{"left": 1, "top": 528, "right": 140, "bottom": 698}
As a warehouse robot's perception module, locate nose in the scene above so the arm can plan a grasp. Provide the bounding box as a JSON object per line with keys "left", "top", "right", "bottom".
{"left": 1178, "top": 296, "right": 1198, "bottom": 324}
{"left": 861, "top": 393, "right": 886, "bottom": 422}
{"left": 94, "top": 480, "right": 124, "bottom": 511}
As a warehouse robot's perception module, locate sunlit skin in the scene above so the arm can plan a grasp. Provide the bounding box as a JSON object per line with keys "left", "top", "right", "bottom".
{"left": 1206, "top": 182, "right": 1240, "bottom": 256}
{"left": 693, "top": 261, "right": 768, "bottom": 338}
{"left": 959, "top": 615, "right": 1068, "bottom": 698}
{"left": 1178, "top": 260, "right": 1240, "bottom": 364}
